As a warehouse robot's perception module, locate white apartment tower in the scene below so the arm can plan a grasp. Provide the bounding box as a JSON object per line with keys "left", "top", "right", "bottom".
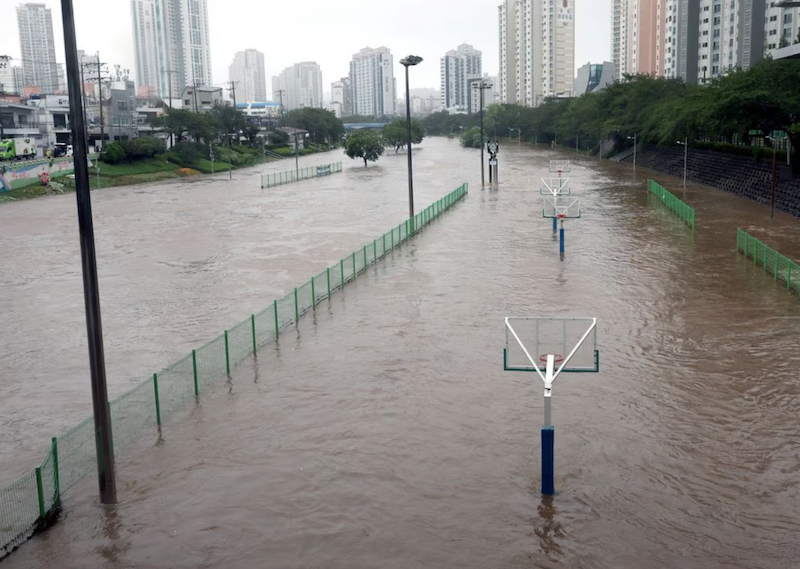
{"left": 16, "top": 3, "right": 59, "bottom": 93}
{"left": 330, "top": 78, "right": 353, "bottom": 118}
{"left": 440, "top": 44, "right": 482, "bottom": 113}
{"left": 271, "top": 62, "right": 323, "bottom": 111}
{"left": 349, "top": 47, "right": 396, "bottom": 117}
{"left": 498, "top": 0, "right": 575, "bottom": 107}
{"left": 229, "top": 50, "right": 267, "bottom": 103}
{"left": 131, "top": 0, "right": 212, "bottom": 99}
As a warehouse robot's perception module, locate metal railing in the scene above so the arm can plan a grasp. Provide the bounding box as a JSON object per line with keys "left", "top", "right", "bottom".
{"left": 736, "top": 229, "right": 800, "bottom": 298}
{"left": 647, "top": 179, "right": 695, "bottom": 230}
{"left": 0, "top": 182, "right": 468, "bottom": 560}
{"left": 260, "top": 162, "right": 342, "bottom": 188}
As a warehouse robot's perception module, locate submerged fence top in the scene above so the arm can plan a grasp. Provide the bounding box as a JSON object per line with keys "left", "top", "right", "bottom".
{"left": 647, "top": 179, "right": 695, "bottom": 230}
{"left": 737, "top": 228, "right": 800, "bottom": 298}
{"left": 0, "top": 182, "right": 468, "bottom": 561}
{"left": 261, "top": 162, "right": 343, "bottom": 188}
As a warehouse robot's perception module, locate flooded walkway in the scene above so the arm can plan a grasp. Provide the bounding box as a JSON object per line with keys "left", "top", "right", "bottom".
{"left": 3, "top": 139, "right": 800, "bottom": 568}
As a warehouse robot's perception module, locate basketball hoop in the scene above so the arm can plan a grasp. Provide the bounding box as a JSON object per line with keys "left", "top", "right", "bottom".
{"left": 539, "top": 354, "right": 564, "bottom": 364}
{"left": 557, "top": 213, "right": 566, "bottom": 219}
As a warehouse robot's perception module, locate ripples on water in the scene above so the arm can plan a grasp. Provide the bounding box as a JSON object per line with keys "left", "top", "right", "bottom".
{"left": 3, "top": 140, "right": 800, "bottom": 568}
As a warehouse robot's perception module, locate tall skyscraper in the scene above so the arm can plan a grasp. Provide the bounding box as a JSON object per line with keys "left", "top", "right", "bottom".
{"left": 498, "top": 0, "right": 575, "bottom": 107}
{"left": 349, "top": 47, "right": 396, "bottom": 117}
{"left": 663, "top": 0, "right": 766, "bottom": 84}
{"left": 271, "top": 62, "right": 323, "bottom": 111}
{"left": 330, "top": 77, "right": 353, "bottom": 118}
{"left": 16, "top": 3, "right": 59, "bottom": 93}
{"left": 229, "top": 49, "right": 267, "bottom": 103}
{"left": 440, "top": 44, "right": 482, "bottom": 113}
{"left": 612, "top": 0, "right": 668, "bottom": 80}
{"left": 130, "top": 0, "right": 212, "bottom": 99}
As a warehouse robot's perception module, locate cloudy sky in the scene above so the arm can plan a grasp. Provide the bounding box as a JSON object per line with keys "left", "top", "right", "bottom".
{"left": 1, "top": 0, "right": 611, "bottom": 97}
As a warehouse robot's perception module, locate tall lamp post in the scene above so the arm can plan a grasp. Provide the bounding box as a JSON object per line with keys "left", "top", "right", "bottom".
{"left": 473, "top": 79, "right": 493, "bottom": 188}
{"left": 400, "top": 55, "right": 423, "bottom": 223}
{"left": 627, "top": 133, "right": 637, "bottom": 172}
{"left": 60, "top": 0, "right": 117, "bottom": 504}
{"left": 766, "top": 135, "right": 779, "bottom": 219}
{"left": 677, "top": 137, "right": 688, "bottom": 187}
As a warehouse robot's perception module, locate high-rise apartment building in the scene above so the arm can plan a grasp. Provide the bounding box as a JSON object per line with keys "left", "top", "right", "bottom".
{"left": 764, "top": 2, "right": 800, "bottom": 51}
{"left": 440, "top": 44, "right": 482, "bottom": 113}
{"left": 498, "top": 0, "right": 575, "bottom": 107}
{"left": 16, "top": 3, "right": 59, "bottom": 93}
{"left": 349, "top": 47, "right": 396, "bottom": 117}
{"left": 229, "top": 50, "right": 267, "bottom": 103}
{"left": 612, "top": 0, "right": 668, "bottom": 79}
{"left": 130, "top": 0, "right": 212, "bottom": 99}
{"left": 271, "top": 62, "right": 323, "bottom": 111}
{"left": 330, "top": 77, "right": 353, "bottom": 118}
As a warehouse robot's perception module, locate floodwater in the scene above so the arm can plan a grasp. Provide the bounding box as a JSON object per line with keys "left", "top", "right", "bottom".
{"left": 3, "top": 138, "right": 800, "bottom": 568}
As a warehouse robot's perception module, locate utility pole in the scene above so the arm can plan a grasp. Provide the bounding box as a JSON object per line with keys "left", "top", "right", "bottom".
{"left": 60, "top": 0, "right": 117, "bottom": 505}
{"left": 276, "top": 89, "right": 286, "bottom": 117}
{"left": 161, "top": 67, "right": 178, "bottom": 147}
{"left": 95, "top": 52, "right": 106, "bottom": 147}
{"left": 0, "top": 55, "right": 10, "bottom": 141}
{"left": 226, "top": 81, "right": 239, "bottom": 181}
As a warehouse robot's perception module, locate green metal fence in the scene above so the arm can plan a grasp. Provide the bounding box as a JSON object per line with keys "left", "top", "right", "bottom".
{"left": 647, "top": 179, "right": 695, "bottom": 230}
{"left": 260, "top": 162, "right": 343, "bottom": 188}
{"left": 736, "top": 228, "right": 800, "bottom": 297}
{"left": 0, "top": 182, "right": 468, "bottom": 560}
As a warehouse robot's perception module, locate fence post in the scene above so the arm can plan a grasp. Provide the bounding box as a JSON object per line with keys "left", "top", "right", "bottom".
{"left": 391, "top": 228, "right": 395, "bottom": 248}
{"left": 152, "top": 373, "right": 162, "bottom": 427}
{"left": 251, "top": 314, "right": 257, "bottom": 353}
{"left": 383, "top": 232, "right": 386, "bottom": 253}
{"left": 224, "top": 331, "right": 231, "bottom": 375}
{"left": 311, "top": 276, "right": 316, "bottom": 308}
{"left": 363, "top": 245, "right": 367, "bottom": 270}
{"left": 352, "top": 251, "right": 356, "bottom": 278}
{"left": 192, "top": 349, "right": 199, "bottom": 396}
{"left": 326, "top": 267, "right": 331, "bottom": 297}
{"left": 35, "top": 467, "right": 45, "bottom": 520}
{"left": 294, "top": 287, "right": 299, "bottom": 322}
{"left": 340, "top": 259, "right": 345, "bottom": 287}
{"left": 374, "top": 238, "right": 377, "bottom": 262}
{"left": 51, "top": 437, "right": 60, "bottom": 501}
{"left": 273, "top": 299, "right": 279, "bottom": 336}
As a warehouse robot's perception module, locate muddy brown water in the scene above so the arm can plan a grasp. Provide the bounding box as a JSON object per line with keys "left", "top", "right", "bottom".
{"left": 2, "top": 138, "right": 800, "bottom": 568}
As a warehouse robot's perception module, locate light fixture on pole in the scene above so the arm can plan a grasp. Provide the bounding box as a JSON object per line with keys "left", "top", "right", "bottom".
{"left": 627, "top": 133, "right": 637, "bottom": 172}
{"left": 677, "top": 137, "right": 688, "bottom": 187}
{"left": 400, "top": 55, "right": 423, "bottom": 224}
{"left": 472, "top": 79, "right": 493, "bottom": 188}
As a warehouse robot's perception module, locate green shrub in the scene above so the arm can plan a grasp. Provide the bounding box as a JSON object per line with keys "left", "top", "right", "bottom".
{"left": 101, "top": 142, "right": 126, "bottom": 164}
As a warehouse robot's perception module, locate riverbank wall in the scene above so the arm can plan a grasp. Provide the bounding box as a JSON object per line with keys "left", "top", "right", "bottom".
{"left": 614, "top": 145, "right": 800, "bottom": 217}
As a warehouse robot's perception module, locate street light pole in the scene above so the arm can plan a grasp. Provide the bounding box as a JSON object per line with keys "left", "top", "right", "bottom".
{"left": 627, "top": 133, "right": 637, "bottom": 172}
{"left": 400, "top": 55, "right": 423, "bottom": 223}
{"left": 473, "top": 79, "right": 493, "bottom": 188}
{"left": 677, "top": 137, "right": 688, "bottom": 187}
{"left": 60, "top": 0, "right": 117, "bottom": 505}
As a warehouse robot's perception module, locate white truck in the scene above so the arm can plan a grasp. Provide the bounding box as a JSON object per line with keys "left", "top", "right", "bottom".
{"left": 0, "top": 138, "right": 38, "bottom": 161}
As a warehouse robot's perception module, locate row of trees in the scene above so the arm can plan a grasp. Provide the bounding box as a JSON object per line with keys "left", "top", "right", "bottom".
{"left": 343, "top": 119, "right": 425, "bottom": 166}
{"left": 463, "top": 58, "right": 800, "bottom": 164}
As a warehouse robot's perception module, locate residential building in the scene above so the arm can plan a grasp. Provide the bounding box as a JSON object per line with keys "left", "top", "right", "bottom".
{"left": 16, "top": 3, "right": 59, "bottom": 93}
{"left": 330, "top": 77, "right": 353, "bottom": 118}
{"left": 498, "top": 0, "right": 575, "bottom": 107}
{"left": 272, "top": 62, "right": 323, "bottom": 112}
{"left": 0, "top": 59, "right": 22, "bottom": 96}
{"left": 181, "top": 85, "right": 224, "bottom": 113}
{"left": 349, "top": 47, "right": 396, "bottom": 117}
{"left": 229, "top": 49, "right": 267, "bottom": 103}
{"left": 130, "top": 0, "right": 212, "bottom": 99}
{"left": 765, "top": 3, "right": 800, "bottom": 53}
{"left": 574, "top": 62, "right": 616, "bottom": 96}
{"left": 440, "top": 44, "right": 483, "bottom": 113}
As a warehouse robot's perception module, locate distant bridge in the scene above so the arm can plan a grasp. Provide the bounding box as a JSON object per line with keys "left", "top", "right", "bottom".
{"left": 343, "top": 123, "right": 389, "bottom": 132}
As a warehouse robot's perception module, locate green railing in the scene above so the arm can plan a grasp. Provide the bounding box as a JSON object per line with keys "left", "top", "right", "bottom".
{"left": 260, "top": 162, "right": 343, "bottom": 188}
{"left": 647, "top": 179, "right": 695, "bottom": 230}
{"left": 736, "top": 228, "right": 800, "bottom": 297}
{"left": 0, "top": 182, "right": 468, "bottom": 560}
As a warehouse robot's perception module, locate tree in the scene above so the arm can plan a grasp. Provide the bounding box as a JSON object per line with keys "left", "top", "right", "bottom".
{"left": 101, "top": 142, "right": 126, "bottom": 164}
{"left": 382, "top": 118, "right": 424, "bottom": 152}
{"left": 280, "top": 108, "right": 345, "bottom": 145}
{"left": 779, "top": 35, "right": 789, "bottom": 49}
{"left": 344, "top": 130, "right": 384, "bottom": 166}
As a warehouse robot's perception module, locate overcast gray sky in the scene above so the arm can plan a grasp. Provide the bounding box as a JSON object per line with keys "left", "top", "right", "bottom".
{"left": 1, "top": 0, "right": 611, "bottom": 97}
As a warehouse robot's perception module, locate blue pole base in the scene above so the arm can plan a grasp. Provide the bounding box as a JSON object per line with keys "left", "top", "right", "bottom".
{"left": 541, "top": 426, "right": 555, "bottom": 495}
{"left": 552, "top": 217, "right": 558, "bottom": 232}
{"left": 559, "top": 227, "right": 565, "bottom": 254}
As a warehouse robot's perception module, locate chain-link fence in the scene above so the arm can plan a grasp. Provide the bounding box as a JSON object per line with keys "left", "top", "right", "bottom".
{"left": 0, "top": 182, "right": 468, "bottom": 560}
{"left": 261, "top": 162, "right": 343, "bottom": 188}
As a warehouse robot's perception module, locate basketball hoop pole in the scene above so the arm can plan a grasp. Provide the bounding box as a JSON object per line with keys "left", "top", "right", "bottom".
{"left": 559, "top": 218, "right": 565, "bottom": 255}
{"left": 542, "top": 353, "right": 557, "bottom": 495}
